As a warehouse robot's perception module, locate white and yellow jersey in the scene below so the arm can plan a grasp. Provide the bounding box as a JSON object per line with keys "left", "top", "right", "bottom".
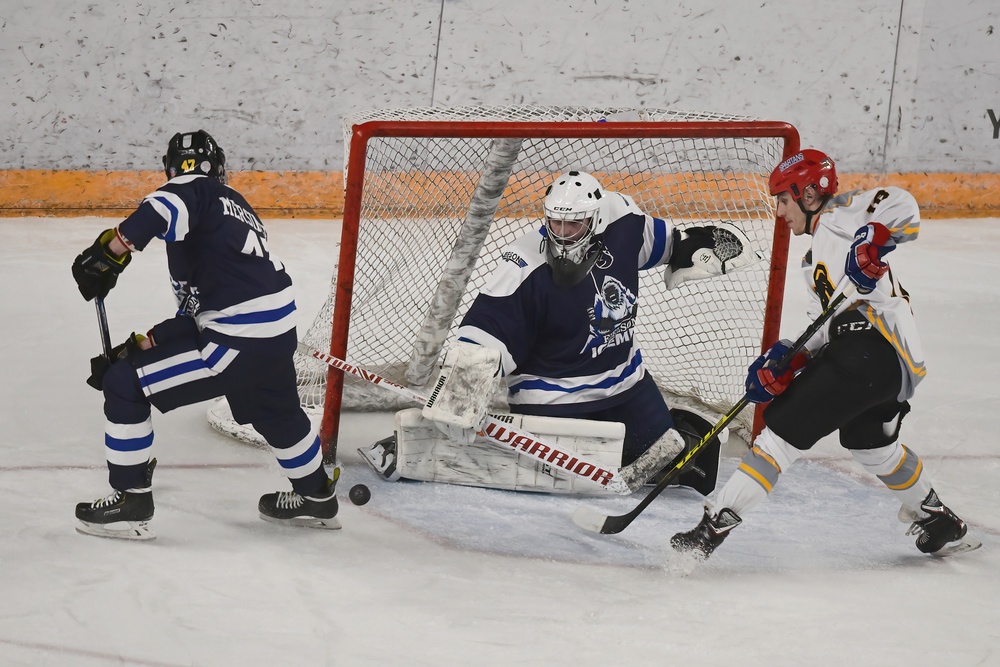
{"left": 801, "top": 186, "right": 925, "bottom": 400}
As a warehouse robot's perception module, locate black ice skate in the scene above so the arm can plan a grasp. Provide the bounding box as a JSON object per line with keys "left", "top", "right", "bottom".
{"left": 76, "top": 458, "right": 157, "bottom": 541}
{"left": 259, "top": 469, "right": 341, "bottom": 530}
{"left": 670, "top": 507, "right": 742, "bottom": 560}
{"left": 905, "top": 489, "right": 980, "bottom": 556}
{"left": 358, "top": 434, "right": 401, "bottom": 481}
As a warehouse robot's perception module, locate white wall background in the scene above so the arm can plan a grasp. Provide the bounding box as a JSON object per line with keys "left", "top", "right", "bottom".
{"left": 2, "top": 0, "right": 997, "bottom": 172}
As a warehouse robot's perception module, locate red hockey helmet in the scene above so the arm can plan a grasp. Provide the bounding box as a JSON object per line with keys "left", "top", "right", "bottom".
{"left": 768, "top": 149, "right": 838, "bottom": 201}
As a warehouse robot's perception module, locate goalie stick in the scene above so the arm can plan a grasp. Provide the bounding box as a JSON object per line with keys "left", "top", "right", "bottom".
{"left": 573, "top": 282, "right": 859, "bottom": 535}
{"left": 299, "top": 343, "right": 664, "bottom": 495}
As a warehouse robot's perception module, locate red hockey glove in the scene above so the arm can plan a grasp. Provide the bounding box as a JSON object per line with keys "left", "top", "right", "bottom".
{"left": 745, "top": 339, "right": 809, "bottom": 404}
{"left": 846, "top": 222, "right": 896, "bottom": 294}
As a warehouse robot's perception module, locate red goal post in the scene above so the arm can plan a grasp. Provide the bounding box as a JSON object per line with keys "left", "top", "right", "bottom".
{"left": 300, "top": 108, "right": 799, "bottom": 457}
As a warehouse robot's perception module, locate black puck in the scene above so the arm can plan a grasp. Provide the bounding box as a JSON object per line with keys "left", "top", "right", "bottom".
{"left": 349, "top": 484, "right": 371, "bottom": 506}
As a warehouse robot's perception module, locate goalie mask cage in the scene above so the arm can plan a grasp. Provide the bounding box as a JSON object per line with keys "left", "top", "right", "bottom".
{"left": 210, "top": 106, "right": 800, "bottom": 456}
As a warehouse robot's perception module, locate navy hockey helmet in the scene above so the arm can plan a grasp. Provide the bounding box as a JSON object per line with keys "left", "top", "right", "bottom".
{"left": 162, "top": 130, "right": 227, "bottom": 183}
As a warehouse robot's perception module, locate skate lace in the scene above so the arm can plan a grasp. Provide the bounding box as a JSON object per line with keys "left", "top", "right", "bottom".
{"left": 274, "top": 491, "right": 305, "bottom": 509}
{"left": 90, "top": 490, "right": 125, "bottom": 508}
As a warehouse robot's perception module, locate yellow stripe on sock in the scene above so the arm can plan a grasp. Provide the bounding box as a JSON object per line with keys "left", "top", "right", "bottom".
{"left": 738, "top": 462, "right": 774, "bottom": 493}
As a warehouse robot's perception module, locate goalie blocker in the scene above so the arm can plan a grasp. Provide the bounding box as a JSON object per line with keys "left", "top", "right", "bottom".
{"left": 359, "top": 408, "right": 722, "bottom": 495}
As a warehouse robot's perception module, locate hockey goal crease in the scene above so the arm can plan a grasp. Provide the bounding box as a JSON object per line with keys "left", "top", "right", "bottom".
{"left": 207, "top": 105, "right": 799, "bottom": 459}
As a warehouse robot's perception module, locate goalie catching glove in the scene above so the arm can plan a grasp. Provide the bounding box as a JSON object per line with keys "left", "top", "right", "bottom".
{"left": 664, "top": 222, "right": 761, "bottom": 290}
{"left": 72, "top": 228, "right": 131, "bottom": 301}
{"left": 422, "top": 341, "right": 503, "bottom": 444}
{"left": 745, "top": 338, "right": 809, "bottom": 404}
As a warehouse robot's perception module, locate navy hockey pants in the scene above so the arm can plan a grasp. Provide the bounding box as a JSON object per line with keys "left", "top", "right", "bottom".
{"left": 101, "top": 322, "right": 326, "bottom": 495}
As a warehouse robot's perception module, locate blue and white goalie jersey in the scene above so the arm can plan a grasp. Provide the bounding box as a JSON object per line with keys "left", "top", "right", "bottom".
{"left": 457, "top": 192, "right": 676, "bottom": 415}
{"left": 117, "top": 174, "right": 296, "bottom": 344}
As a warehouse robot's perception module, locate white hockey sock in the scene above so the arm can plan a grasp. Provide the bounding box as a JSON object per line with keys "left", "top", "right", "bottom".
{"left": 850, "top": 442, "right": 932, "bottom": 513}
{"left": 714, "top": 428, "right": 803, "bottom": 516}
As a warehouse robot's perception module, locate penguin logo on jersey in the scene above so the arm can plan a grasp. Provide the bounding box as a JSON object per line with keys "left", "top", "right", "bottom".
{"left": 582, "top": 275, "right": 637, "bottom": 357}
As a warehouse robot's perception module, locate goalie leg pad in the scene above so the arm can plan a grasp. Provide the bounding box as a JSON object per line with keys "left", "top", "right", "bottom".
{"left": 393, "top": 408, "right": 626, "bottom": 494}
{"left": 617, "top": 428, "right": 684, "bottom": 491}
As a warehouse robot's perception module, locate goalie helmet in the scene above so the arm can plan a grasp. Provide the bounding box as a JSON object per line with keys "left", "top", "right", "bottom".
{"left": 162, "top": 130, "right": 227, "bottom": 184}
{"left": 768, "top": 149, "right": 838, "bottom": 202}
{"left": 542, "top": 171, "right": 608, "bottom": 287}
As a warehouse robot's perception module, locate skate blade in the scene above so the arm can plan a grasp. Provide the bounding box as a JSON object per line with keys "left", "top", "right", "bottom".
{"left": 259, "top": 513, "right": 342, "bottom": 530}
{"left": 76, "top": 520, "right": 155, "bottom": 541}
{"left": 930, "top": 535, "right": 983, "bottom": 557}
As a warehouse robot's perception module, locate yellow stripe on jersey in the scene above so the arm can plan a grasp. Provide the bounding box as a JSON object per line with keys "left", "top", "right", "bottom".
{"left": 865, "top": 305, "right": 928, "bottom": 378}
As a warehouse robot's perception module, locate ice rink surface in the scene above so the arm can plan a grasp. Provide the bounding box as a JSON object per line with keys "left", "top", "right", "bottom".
{"left": 1, "top": 216, "right": 998, "bottom": 666}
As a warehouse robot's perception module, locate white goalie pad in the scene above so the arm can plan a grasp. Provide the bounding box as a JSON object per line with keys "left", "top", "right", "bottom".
{"left": 422, "top": 341, "right": 502, "bottom": 429}
{"left": 394, "top": 408, "right": 626, "bottom": 494}
{"left": 664, "top": 222, "right": 763, "bottom": 290}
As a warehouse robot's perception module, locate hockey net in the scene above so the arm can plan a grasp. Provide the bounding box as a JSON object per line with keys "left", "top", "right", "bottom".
{"left": 208, "top": 106, "right": 798, "bottom": 455}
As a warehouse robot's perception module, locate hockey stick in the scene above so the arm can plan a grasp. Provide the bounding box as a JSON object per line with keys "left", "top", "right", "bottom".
{"left": 298, "top": 342, "right": 646, "bottom": 495}
{"left": 572, "top": 282, "right": 859, "bottom": 534}
{"left": 95, "top": 296, "right": 113, "bottom": 360}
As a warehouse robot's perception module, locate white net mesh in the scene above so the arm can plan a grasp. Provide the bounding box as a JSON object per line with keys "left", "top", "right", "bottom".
{"left": 282, "top": 106, "right": 792, "bottom": 446}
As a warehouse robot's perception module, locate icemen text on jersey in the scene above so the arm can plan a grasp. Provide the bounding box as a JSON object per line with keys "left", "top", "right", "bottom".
{"left": 116, "top": 174, "right": 296, "bottom": 345}
{"left": 457, "top": 192, "right": 675, "bottom": 415}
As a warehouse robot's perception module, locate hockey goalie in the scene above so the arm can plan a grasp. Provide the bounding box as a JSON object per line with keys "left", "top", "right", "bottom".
{"left": 359, "top": 170, "right": 759, "bottom": 495}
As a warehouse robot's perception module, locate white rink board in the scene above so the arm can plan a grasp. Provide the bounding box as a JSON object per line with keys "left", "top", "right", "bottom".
{"left": 2, "top": 1, "right": 998, "bottom": 173}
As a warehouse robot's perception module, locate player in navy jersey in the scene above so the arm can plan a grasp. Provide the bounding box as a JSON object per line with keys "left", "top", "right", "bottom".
{"left": 71, "top": 130, "right": 338, "bottom": 540}
{"left": 361, "top": 171, "right": 756, "bottom": 494}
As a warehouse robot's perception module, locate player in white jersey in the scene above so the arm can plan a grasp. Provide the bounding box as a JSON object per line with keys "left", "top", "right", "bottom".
{"left": 71, "top": 130, "right": 339, "bottom": 539}
{"left": 671, "top": 149, "right": 975, "bottom": 559}
{"left": 360, "top": 171, "right": 757, "bottom": 495}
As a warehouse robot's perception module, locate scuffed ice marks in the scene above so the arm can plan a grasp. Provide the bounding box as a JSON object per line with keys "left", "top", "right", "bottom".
{"left": 352, "top": 458, "right": 978, "bottom": 572}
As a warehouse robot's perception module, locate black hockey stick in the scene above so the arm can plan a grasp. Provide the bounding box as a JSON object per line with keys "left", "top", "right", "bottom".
{"left": 572, "top": 282, "right": 858, "bottom": 535}
{"left": 95, "top": 295, "right": 113, "bottom": 360}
